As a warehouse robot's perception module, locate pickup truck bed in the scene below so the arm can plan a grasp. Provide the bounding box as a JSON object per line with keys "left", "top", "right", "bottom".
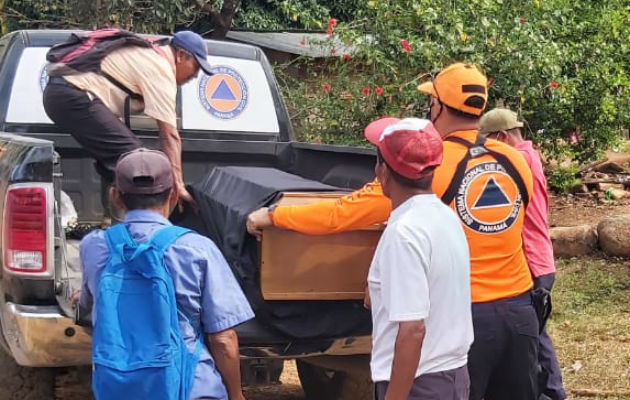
{"left": 0, "top": 29, "right": 376, "bottom": 399}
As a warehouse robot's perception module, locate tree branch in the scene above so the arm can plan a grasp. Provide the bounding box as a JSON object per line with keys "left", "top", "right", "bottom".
{"left": 4, "top": 6, "right": 82, "bottom": 28}
{"left": 0, "top": 0, "right": 8, "bottom": 36}
{"left": 189, "top": 0, "right": 219, "bottom": 19}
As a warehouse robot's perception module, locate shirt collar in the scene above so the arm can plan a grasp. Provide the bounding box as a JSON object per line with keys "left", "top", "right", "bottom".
{"left": 515, "top": 140, "right": 533, "bottom": 151}
{"left": 443, "top": 129, "right": 479, "bottom": 142}
{"left": 124, "top": 209, "right": 172, "bottom": 226}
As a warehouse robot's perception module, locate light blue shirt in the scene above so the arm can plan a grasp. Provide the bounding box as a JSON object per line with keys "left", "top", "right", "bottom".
{"left": 80, "top": 209, "right": 255, "bottom": 400}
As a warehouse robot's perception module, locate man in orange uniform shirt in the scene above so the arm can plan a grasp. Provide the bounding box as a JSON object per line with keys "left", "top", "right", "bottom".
{"left": 247, "top": 63, "right": 538, "bottom": 400}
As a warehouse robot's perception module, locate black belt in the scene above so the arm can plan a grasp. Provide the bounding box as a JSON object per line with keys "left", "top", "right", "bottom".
{"left": 48, "top": 76, "right": 80, "bottom": 90}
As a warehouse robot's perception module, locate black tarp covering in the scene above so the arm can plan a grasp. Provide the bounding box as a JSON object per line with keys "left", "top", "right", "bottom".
{"left": 174, "top": 166, "right": 372, "bottom": 339}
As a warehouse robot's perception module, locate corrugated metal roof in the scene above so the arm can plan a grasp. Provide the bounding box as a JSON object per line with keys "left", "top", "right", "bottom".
{"left": 225, "top": 31, "right": 358, "bottom": 58}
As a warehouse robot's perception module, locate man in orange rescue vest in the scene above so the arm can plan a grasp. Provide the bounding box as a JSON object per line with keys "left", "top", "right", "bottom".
{"left": 246, "top": 63, "right": 538, "bottom": 400}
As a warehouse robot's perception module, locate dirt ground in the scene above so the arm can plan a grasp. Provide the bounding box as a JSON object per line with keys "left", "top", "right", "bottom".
{"left": 244, "top": 360, "right": 304, "bottom": 400}
{"left": 549, "top": 148, "right": 629, "bottom": 227}
{"left": 549, "top": 195, "right": 629, "bottom": 227}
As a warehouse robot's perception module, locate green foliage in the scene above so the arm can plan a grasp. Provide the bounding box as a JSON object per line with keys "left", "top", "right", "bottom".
{"left": 234, "top": 0, "right": 330, "bottom": 30}
{"left": 546, "top": 165, "right": 580, "bottom": 194}
{"left": 2, "top": 0, "right": 355, "bottom": 34}
{"left": 280, "top": 0, "right": 630, "bottom": 164}
{"left": 604, "top": 188, "right": 614, "bottom": 201}
{"left": 3, "top": 0, "right": 194, "bottom": 32}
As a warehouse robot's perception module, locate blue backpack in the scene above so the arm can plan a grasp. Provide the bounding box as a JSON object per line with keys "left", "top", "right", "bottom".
{"left": 92, "top": 224, "right": 203, "bottom": 400}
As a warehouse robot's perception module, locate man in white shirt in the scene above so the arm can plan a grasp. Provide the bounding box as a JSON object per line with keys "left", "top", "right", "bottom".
{"left": 365, "top": 117, "right": 473, "bottom": 400}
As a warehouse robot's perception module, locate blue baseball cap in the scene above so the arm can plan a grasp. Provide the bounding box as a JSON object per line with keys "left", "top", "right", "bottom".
{"left": 172, "top": 30, "right": 213, "bottom": 75}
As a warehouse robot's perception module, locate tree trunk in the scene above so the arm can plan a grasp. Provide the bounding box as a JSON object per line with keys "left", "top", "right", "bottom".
{"left": 209, "top": 0, "right": 239, "bottom": 39}
{"left": 0, "top": 0, "right": 8, "bottom": 36}
{"left": 190, "top": 0, "right": 240, "bottom": 39}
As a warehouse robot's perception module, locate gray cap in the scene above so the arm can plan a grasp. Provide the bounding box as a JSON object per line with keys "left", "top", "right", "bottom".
{"left": 479, "top": 108, "right": 524, "bottom": 135}
{"left": 115, "top": 148, "right": 173, "bottom": 194}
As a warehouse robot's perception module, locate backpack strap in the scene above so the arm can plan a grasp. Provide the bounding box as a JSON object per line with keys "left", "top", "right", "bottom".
{"left": 104, "top": 223, "right": 136, "bottom": 255}
{"left": 486, "top": 146, "right": 530, "bottom": 209}
{"left": 440, "top": 134, "right": 488, "bottom": 206}
{"left": 148, "top": 225, "right": 192, "bottom": 255}
{"left": 441, "top": 134, "right": 530, "bottom": 208}
{"left": 148, "top": 226, "right": 203, "bottom": 337}
{"left": 100, "top": 72, "right": 143, "bottom": 101}
{"left": 99, "top": 71, "right": 143, "bottom": 128}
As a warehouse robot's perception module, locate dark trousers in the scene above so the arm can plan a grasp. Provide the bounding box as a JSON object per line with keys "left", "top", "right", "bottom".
{"left": 468, "top": 292, "right": 539, "bottom": 400}
{"left": 43, "top": 78, "right": 141, "bottom": 220}
{"left": 534, "top": 273, "right": 566, "bottom": 400}
{"left": 43, "top": 77, "right": 141, "bottom": 182}
{"left": 375, "top": 365, "right": 469, "bottom": 400}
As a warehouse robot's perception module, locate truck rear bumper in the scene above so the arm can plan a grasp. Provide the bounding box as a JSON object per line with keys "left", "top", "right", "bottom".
{"left": 1, "top": 302, "right": 371, "bottom": 367}
{"left": 0, "top": 302, "right": 92, "bottom": 367}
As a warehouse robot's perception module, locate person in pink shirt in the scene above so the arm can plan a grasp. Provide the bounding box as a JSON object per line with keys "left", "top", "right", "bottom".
{"left": 480, "top": 108, "right": 566, "bottom": 400}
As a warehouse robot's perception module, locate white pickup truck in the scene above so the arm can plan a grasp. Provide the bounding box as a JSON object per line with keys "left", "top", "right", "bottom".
{"left": 0, "top": 30, "right": 377, "bottom": 399}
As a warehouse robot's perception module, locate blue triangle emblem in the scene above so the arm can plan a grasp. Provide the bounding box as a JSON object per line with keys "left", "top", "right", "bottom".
{"left": 211, "top": 80, "right": 237, "bottom": 100}
{"left": 472, "top": 177, "right": 511, "bottom": 209}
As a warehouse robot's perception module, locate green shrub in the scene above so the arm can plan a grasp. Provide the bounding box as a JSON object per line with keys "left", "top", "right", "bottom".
{"left": 546, "top": 165, "right": 581, "bottom": 194}
{"left": 278, "top": 0, "right": 630, "bottom": 164}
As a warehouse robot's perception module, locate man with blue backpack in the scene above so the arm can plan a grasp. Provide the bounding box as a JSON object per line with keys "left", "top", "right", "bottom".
{"left": 77, "top": 148, "right": 254, "bottom": 400}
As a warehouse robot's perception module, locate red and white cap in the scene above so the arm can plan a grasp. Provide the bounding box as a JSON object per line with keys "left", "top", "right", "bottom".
{"left": 364, "top": 117, "right": 443, "bottom": 179}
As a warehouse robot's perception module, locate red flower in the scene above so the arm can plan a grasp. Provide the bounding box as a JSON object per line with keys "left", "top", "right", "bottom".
{"left": 325, "top": 27, "right": 333, "bottom": 35}
{"left": 299, "top": 39, "right": 306, "bottom": 46}
{"left": 375, "top": 86, "right": 383, "bottom": 95}
{"left": 322, "top": 84, "right": 331, "bottom": 93}
{"left": 400, "top": 39, "right": 411, "bottom": 52}
{"left": 343, "top": 54, "right": 352, "bottom": 61}
{"left": 519, "top": 17, "right": 527, "bottom": 24}
{"left": 330, "top": 48, "right": 337, "bottom": 55}
{"left": 549, "top": 81, "right": 559, "bottom": 89}
{"left": 328, "top": 18, "right": 337, "bottom": 27}
{"left": 361, "top": 87, "right": 370, "bottom": 95}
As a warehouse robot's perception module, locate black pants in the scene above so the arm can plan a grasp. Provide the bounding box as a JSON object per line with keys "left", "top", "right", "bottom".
{"left": 468, "top": 292, "right": 539, "bottom": 400}
{"left": 534, "top": 273, "right": 566, "bottom": 400}
{"left": 43, "top": 77, "right": 141, "bottom": 182}
{"left": 375, "top": 365, "right": 470, "bottom": 400}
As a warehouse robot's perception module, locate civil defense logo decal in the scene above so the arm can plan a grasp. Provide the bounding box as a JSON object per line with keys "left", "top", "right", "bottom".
{"left": 198, "top": 66, "right": 248, "bottom": 120}
{"left": 39, "top": 63, "right": 49, "bottom": 92}
{"left": 454, "top": 162, "right": 523, "bottom": 234}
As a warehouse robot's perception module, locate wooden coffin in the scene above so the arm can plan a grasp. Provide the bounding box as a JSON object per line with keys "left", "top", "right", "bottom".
{"left": 260, "top": 192, "right": 384, "bottom": 300}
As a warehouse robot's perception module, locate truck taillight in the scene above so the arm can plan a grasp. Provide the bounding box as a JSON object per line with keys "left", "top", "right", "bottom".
{"left": 3, "top": 186, "right": 49, "bottom": 273}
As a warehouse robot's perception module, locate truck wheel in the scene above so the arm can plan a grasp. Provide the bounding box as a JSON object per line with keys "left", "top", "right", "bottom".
{"left": 0, "top": 346, "right": 56, "bottom": 400}
{"left": 296, "top": 359, "right": 373, "bottom": 400}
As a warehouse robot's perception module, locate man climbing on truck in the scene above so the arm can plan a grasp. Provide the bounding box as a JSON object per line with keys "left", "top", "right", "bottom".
{"left": 43, "top": 29, "right": 213, "bottom": 218}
